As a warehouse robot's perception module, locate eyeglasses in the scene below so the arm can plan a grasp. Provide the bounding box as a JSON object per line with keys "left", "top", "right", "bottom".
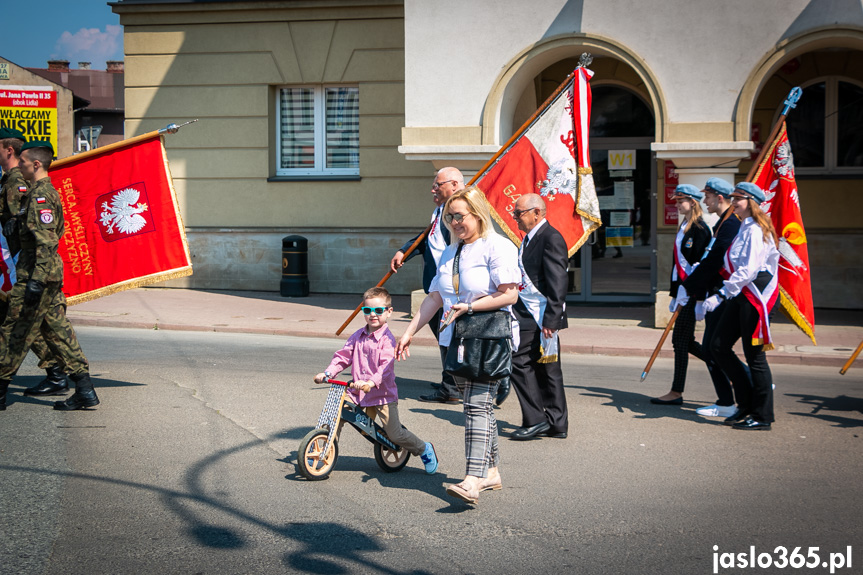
{"left": 444, "top": 212, "right": 469, "bottom": 224}
{"left": 432, "top": 179, "right": 457, "bottom": 190}
{"left": 361, "top": 306, "right": 390, "bottom": 315}
{"left": 512, "top": 208, "right": 536, "bottom": 219}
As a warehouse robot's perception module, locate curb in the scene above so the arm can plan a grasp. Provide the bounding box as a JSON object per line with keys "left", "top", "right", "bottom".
{"left": 68, "top": 316, "right": 849, "bottom": 368}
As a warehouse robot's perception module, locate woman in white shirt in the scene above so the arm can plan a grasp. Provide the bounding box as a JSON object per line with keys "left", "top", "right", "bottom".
{"left": 397, "top": 187, "right": 520, "bottom": 504}
{"left": 701, "top": 182, "right": 780, "bottom": 430}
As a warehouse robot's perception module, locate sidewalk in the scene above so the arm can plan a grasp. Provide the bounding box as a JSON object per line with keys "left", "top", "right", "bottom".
{"left": 65, "top": 287, "right": 863, "bottom": 368}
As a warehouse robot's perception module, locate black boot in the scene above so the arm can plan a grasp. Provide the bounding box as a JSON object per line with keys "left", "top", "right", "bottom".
{"left": 24, "top": 365, "right": 69, "bottom": 396}
{"left": 0, "top": 379, "right": 9, "bottom": 411}
{"left": 54, "top": 373, "right": 99, "bottom": 411}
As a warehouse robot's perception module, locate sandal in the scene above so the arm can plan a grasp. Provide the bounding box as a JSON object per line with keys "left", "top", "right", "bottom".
{"left": 446, "top": 482, "right": 479, "bottom": 504}
{"left": 478, "top": 479, "right": 502, "bottom": 492}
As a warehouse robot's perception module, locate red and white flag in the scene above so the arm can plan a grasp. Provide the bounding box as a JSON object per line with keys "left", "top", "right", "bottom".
{"left": 475, "top": 66, "right": 601, "bottom": 254}
{"left": 49, "top": 133, "right": 192, "bottom": 304}
{"left": 752, "top": 122, "right": 815, "bottom": 344}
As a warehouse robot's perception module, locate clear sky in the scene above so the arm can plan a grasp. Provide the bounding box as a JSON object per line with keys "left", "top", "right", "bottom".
{"left": 3, "top": 0, "right": 123, "bottom": 70}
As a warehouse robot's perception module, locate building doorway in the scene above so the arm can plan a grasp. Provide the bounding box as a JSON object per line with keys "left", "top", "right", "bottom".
{"left": 567, "top": 84, "right": 656, "bottom": 302}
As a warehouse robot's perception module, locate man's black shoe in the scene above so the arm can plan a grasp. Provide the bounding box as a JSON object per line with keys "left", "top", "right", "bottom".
{"left": 495, "top": 377, "right": 511, "bottom": 406}
{"left": 510, "top": 421, "right": 550, "bottom": 440}
{"left": 543, "top": 429, "right": 568, "bottom": 439}
{"left": 418, "top": 390, "right": 461, "bottom": 404}
{"left": 722, "top": 410, "right": 749, "bottom": 426}
{"left": 732, "top": 417, "right": 771, "bottom": 431}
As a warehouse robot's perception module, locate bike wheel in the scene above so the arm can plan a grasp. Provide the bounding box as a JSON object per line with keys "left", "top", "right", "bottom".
{"left": 297, "top": 428, "right": 338, "bottom": 480}
{"left": 374, "top": 442, "right": 410, "bottom": 473}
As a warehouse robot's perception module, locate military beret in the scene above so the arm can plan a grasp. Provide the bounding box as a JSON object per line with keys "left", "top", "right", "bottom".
{"left": 20, "top": 140, "right": 54, "bottom": 155}
{"left": 703, "top": 177, "right": 734, "bottom": 197}
{"left": 0, "top": 127, "right": 26, "bottom": 141}
{"left": 732, "top": 181, "right": 766, "bottom": 204}
{"left": 673, "top": 184, "right": 704, "bottom": 201}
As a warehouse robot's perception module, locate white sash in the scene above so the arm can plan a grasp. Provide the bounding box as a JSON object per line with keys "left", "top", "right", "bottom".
{"left": 518, "top": 243, "right": 560, "bottom": 362}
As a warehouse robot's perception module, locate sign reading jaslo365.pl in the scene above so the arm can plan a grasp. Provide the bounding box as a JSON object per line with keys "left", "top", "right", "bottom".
{"left": 0, "top": 85, "right": 58, "bottom": 154}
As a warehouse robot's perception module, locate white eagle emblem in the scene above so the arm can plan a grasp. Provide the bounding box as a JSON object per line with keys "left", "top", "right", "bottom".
{"left": 537, "top": 158, "right": 577, "bottom": 201}
{"left": 774, "top": 140, "right": 795, "bottom": 178}
{"left": 99, "top": 188, "right": 149, "bottom": 235}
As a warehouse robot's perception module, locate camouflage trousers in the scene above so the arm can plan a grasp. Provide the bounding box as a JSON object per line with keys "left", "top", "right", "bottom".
{"left": 0, "top": 295, "right": 61, "bottom": 371}
{"left": 0, "top": 281, "right": 88, "bottom": 380}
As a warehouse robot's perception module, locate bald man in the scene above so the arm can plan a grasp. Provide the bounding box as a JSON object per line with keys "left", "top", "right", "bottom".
{"left": 390, "top": 168, "right": 464, "bottom": 403}
{"left": 509, "top": 194, "right": 570, "bottom": 439}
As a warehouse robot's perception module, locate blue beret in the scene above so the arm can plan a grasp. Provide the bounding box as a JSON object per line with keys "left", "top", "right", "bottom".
{"left": 704, "top": 177, "right": 734, "bottom": 197}
{"left": 733, "top": 181, "right": 766, "bottom": 203}
{"left": 0, "top": 127, "right": 26, "bottom": 141}
{"left": 673, "top": 184, "right": 704, "bottom": 201}
{"left": 20, "top": 140, "right": 54, "bottom": 155}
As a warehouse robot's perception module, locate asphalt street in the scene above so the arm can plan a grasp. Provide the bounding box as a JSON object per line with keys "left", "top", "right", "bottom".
{"left": 1, "top": 326, "right": 862, "bottom": 575}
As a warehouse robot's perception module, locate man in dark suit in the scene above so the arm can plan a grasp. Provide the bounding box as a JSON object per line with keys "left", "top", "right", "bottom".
{"left": 390, "top": 167, "right": 464, "bottom": 403}
{"left": 509, "top": 194, "right": 570, "bottom": 440}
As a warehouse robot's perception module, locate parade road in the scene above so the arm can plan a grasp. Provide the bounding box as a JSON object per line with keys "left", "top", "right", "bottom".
{"left": 2, "top": 326, "right": 861, "bottom": 575}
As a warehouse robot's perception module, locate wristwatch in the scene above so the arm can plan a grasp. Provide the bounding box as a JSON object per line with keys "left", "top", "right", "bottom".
{"left": 467, "top": 302, "right": 474, "bottom": 315}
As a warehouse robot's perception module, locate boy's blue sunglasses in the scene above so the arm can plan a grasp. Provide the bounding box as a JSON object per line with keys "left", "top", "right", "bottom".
{"left": 361, "top": 306, "right": 389, "bottom": 315}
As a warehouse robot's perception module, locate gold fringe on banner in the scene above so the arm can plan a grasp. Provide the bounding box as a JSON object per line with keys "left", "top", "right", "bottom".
{"left": 66, "top": 266, "right": 193, "bottom": 305}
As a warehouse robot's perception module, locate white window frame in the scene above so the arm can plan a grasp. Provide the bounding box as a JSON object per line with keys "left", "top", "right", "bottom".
{"left": 275, "top": 84, "right": 359, "bottom": 177}
{"left": 777, "top": 76, "right": 863, "bottom": 176}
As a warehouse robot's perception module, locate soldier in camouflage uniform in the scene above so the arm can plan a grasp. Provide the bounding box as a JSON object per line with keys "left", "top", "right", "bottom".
{"left": 0, "top": 128, "right": 69, "bottom": 400}
{"left": 0, "top": 140, "right": 98, "bottom": 412}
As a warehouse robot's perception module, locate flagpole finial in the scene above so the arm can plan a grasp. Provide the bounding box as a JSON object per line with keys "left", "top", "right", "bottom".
{"left": 578, "top": 53, "right": 593, "bottom": 68}
{"left": 160, "top": 119, "right": 199, "bottom": 135}
{"left": 782, "top": 87, "right": 802, "bottom": 116}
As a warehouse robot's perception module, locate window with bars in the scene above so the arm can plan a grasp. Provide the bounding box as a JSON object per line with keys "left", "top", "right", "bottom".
{"left": 276, "top": 85, "right": 359, "bottom": 176}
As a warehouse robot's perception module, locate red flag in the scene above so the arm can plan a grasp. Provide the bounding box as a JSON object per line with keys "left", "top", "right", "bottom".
{"left": 49, "top": 134, "right": 192, "bottom": 304}
{"left": 475, "top": 67, "right": 601, "bottom": 255}
{"left": 752, "top": 122, "right": 815, "bottom": 344}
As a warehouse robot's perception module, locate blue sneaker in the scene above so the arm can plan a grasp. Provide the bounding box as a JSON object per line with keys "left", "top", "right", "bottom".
{"left": 420, "top": 442, "right": 438, "bottom": 474}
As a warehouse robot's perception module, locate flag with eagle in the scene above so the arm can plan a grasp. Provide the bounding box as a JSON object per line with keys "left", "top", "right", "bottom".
{"left": 752, "top": 122, "right": 815, "bottom": 344}
{"left": 474, "top": 65, "right": 601, "bottom": 255}
{"left": 49, "top": 133, "right": 192, "bottom": 304}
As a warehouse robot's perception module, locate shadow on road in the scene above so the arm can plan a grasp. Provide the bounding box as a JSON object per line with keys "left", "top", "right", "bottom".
{"left": 1, "top": 430, "right": 440, "bottom": 574}
{"left": 786, "top": 392, "right": 863, "bottom": 428}
{"left": 570, "top": 384, "right": 717, "bottom": 424}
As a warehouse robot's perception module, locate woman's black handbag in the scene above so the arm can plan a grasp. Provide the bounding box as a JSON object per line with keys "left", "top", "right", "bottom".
{"left": 442, "top": 241, "right": 513, "bottom": 382}
{"left": 444, "top": 310, "right": 512, "bottom": 383}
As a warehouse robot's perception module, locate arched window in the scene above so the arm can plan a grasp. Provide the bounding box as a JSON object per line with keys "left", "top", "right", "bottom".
{"left": 590, "top": 85, "right": 655, "bottom": 138}
{"left": 784, "top": 78, "right": 863, "bottom": 174}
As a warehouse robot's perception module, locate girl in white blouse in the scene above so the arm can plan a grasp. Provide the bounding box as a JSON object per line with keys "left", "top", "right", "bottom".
{"left": 701, "top": 182, "right": 780, "bottom": 430}
{"left": 397, "top": 187, "right": 520, "bottom": 504}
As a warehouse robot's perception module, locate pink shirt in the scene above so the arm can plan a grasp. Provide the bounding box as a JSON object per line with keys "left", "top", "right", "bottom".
{"left": 325, "top": 325, "right": 398, "bottom": 407}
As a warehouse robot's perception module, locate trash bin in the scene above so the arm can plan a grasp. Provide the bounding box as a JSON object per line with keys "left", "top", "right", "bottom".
{"left": 281, "top": 235, "right": 309, "bottom": 297}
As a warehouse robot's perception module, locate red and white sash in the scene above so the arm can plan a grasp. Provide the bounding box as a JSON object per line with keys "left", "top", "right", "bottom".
{"left": 722, "top": 246, "right": 779, "bottom": 348}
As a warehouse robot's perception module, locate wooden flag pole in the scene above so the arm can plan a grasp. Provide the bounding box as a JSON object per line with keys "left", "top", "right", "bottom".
{"left": 641, "top": 309, "right": 679, "bottom": 381}
{"left": 334, "top": 223, "right": 432, "bottom": 336}
{"left": 334, "top": 56, "right": 593, "bottom": 335}
{"left": 839, "top": 339, "right": 863, "bottom": 375}
{"left": 640, "top": 87, "right": 803, "bottom": 382}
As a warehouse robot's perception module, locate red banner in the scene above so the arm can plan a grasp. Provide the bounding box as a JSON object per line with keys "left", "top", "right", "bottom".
{"left": 752, "top": 123, "right": 815, "bottom": 344}
{"left": 49, "top": 134, "right": 192, "bottom": 304}
{"left": 474, "top": 67, "right": 601, "bottom": 255}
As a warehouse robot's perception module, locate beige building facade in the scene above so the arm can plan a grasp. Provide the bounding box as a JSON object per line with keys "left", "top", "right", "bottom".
{"left": 113, "top": 0, "right": 863, "bottom": 319}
